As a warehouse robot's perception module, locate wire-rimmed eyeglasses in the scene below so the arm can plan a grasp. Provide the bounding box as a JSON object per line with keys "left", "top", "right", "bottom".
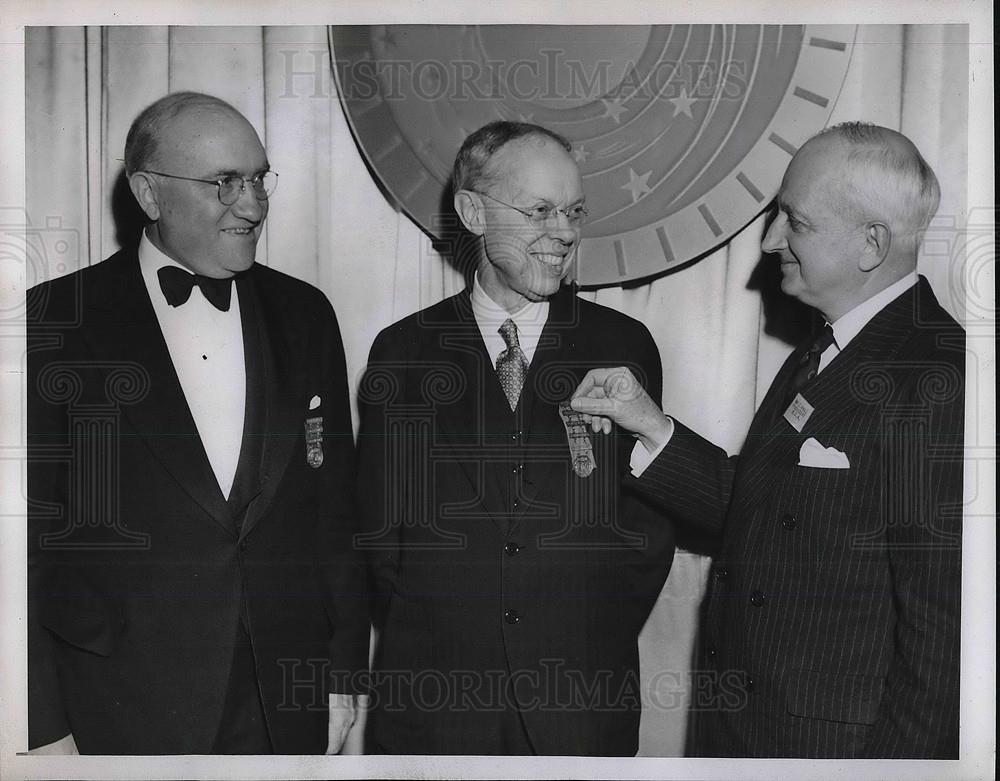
{"left": 477, "top": 191, "right": 588, "bottom": 227}
{"left": 143, "top": 170, "right": 278, "bottom": 206}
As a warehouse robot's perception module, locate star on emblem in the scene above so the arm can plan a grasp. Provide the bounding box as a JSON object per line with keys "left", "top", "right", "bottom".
{"left": 669, "top": 87, "right": 696, "bottom": 119}
{"left": 572, "top": 146, "right": 590, "bottom": 163}
{"left": 621, "top": 168, "right": 653, "bottom": 203}
{"left": 601, "top": 97, "right": 628, "bottom": 125}
{"left": 518, "top": 112, "right": 535, "bottom": 123}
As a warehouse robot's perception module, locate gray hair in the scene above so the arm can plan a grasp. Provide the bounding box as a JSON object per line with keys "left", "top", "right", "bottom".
{"left": 452, "top": 121, "right": 572, "bottom": 194}
{"left": 817, "top": 122, "right": 940, "bottom": 247}
{"left": 124, "top": 92, "right": 241, "bottom": 175}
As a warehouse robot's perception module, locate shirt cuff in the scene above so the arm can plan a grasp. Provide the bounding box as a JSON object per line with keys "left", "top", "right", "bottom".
{"left": 629, "top": 417, "right": 675, "bottom": 477}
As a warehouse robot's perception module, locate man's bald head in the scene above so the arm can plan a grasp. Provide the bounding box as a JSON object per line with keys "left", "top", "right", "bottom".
{"left": 811, "top": 122, "right": 940, "bottom": 257}
{"left": 124, "top": 92, "right": 247, "bottom": 176}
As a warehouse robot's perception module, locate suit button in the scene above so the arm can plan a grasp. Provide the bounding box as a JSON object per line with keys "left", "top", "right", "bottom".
{"left": 239, "top": 540, "right": 248, "bottom": 552}
{"left": 781, "top": 512, "right": 797, "bottom": 530}
{"left": 504, "top": 609, "right": 521, "bottom": 625}
{"left": 715, "top": 567, "right": 729, "bottom": 582}
{"left": 707, "top": 646, "right": 717, "bottom": 660}
{"left": 504, "top": 542, "right": 520, "bottom": 556}
{"left": 750, "top": 590, "right": 765, "bottom": 607}
{"left": 745, "top": 676, "right": 755, "bottom": 692}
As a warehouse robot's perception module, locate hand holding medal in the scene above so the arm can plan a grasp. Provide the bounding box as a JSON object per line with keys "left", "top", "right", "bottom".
{"left": 569, "top": 366, "right": 672, "bottom": 453}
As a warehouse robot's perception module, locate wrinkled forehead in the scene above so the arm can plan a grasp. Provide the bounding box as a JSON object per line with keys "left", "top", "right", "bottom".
{"left": 490, "top": 137, "right": 583, "bottom": 200}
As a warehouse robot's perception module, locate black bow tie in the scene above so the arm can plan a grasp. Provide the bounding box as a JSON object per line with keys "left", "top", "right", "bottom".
{"left": 157, "top": 266, "right": 235, "bottom": 311}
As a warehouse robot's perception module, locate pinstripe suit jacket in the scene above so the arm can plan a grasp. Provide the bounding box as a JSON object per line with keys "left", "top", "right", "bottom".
{"left": 635, "top": 278, "right": 964, "bottom": 758}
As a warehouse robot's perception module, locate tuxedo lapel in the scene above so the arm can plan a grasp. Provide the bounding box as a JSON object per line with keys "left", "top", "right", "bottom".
{"left": 226, "top": 277, "right": 266, "bottom": 532}
{"left": 236, "top": 269, "right": 305, "bottom": 541}
{"left": 82, "top": 251, "right": 233, "bottom": 535}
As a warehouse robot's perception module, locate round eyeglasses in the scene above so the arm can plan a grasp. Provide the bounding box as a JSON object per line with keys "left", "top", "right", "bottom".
{"left": 477, "top": 191, "right": 588, "bottom": 227}
{"left": 143, "top": 170, "right": 278, "bottom": 206}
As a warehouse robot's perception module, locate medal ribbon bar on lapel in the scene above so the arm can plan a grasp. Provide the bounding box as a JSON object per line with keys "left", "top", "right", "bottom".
{"left": 304, "top": 416, "right": 324, "bottom": 468}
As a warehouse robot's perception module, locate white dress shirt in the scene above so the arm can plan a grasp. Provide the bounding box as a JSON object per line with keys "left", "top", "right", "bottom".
{"left": 631, "top": 273, "right": 919, "bottom": 476}
{"left": 138, "top": 233, "right": 246, "bottom": 499}
{"left": 471, "top": 273, "right": 549, "bottom": 367}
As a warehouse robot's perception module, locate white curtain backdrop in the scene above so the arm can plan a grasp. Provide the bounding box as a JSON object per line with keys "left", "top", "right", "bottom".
{"left": 24, "top": 23, "right": 968, "bottom": 755}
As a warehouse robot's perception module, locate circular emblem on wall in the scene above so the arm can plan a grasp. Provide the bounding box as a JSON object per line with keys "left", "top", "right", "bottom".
{"left": 330, "top": 25, "right": 856, "bottom": 286}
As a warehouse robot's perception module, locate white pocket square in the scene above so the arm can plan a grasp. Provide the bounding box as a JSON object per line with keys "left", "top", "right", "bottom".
{"left": 308, "top": 394, "right": 321, "bottom": 410}
{"left": 798, "top": 437, "right": 850, "bottom": 469}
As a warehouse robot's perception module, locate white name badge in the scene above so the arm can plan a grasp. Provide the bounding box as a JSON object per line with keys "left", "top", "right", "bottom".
{"left": 783, "top": 393, "right": 814, "bottom": 432}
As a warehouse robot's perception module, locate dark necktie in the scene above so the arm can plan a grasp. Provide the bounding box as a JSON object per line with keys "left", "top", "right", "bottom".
{"left": 497, "top": 318, "right": 528, "bottom": 412}
{"left": 157, "top": 266, "right": 235, "bottom": 312}
{"left": 788, "top": 323, "right": 836, "bottom": 400}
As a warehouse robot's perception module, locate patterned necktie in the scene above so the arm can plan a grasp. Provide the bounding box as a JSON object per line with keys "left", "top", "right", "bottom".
{"left": 788, "top": 323, "right": 836, "bottom": 400}
{"left": 157, "top": 266, "right": 235, "bottom": 312}
{"left": 497, "top": 318, "right": 528, "bottom": 412}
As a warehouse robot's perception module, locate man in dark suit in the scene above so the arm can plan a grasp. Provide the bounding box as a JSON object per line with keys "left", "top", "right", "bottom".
{"left": 27, "top": 92, "right": 369, "bottom": 754}
{"left": 571, "top": 123, "right": 964, "bottom": 758}
{"left": 356, "top": 121, "right": 673, "bottom": 755}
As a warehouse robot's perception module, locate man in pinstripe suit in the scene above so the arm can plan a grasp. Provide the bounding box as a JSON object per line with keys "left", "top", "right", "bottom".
{"left": 571, "top": 123, "right": 964, "bottom": 758}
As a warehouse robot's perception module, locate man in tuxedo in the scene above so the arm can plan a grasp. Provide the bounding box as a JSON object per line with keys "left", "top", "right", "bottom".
{"left": 571, "top": 123, "right": 964, "bottom": 758}
{"left": 356, "top": 121, "right": 673, "bottom": 755}
{"left": 27, "top": 92, "right": 369, "bottom": 754}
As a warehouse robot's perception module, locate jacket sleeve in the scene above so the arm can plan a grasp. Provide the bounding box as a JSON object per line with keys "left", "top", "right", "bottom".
{"left": 354, "top": 326, "right": 408, "bottom": 626}
{"left": 316, "top": 300, "right": 371, "bottom": 696}
{"left": 26, "top": 283, "right": 73, "bottom": 748}
{"left": 861, "top": 347, "right": 964, "bottom": 758}
{"left": 628, "top": 417, "right": 736, "bottom": 540}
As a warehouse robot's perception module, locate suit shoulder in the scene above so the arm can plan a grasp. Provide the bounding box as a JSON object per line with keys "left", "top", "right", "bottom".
{"left": 252, "top": 264, "right": 337, "bottom": 321}
{"left": 371, "top": 292, "right": 465, "bottom": 348}
{"left": 903, "top": 284, "right": 965, "bottom": 362}
{"left": 573, "top": 295, "right": 657, "bottom": 352}
{"left": 249, "top": 263, "right": 332, "bottom": 311}
{"left": 575, "top": 296, "right": 650, "bottom": 331}
{"left": 27, "top": 250, "right": 131, "bottom": 323}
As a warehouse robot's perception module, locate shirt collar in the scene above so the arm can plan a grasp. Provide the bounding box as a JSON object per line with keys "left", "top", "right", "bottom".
{"left": 471, "top": 272, "right": 550, "bottom": 366}
{"left": 830, "top": 273, "right": 918, "bottom": 350}
{"left": 471, "top": 272, "right": 549, "bottom": 332}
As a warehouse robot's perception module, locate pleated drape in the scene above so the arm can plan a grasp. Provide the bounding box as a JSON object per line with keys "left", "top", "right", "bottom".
{"left": 24, "top": 24, "right": 968, "bottom": 755}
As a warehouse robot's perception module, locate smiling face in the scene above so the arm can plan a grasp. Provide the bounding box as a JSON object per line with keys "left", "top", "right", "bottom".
{"left": 136, "top": 105, "right": 269, "bottom": 279}
{"left": 472, "top": 137, "right": 584, "bottom": 312}
{"left": 761, "top": 135, "right": 870, "bottom": 322}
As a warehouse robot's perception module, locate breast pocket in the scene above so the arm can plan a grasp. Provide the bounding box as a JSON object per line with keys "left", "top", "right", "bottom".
{"left": 788, "top": 463, "right": 855, "bottom": 492}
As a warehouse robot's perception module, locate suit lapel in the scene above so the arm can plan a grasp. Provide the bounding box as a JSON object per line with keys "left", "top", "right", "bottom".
{"left": 82, "top": 251, "right": 233, "bottom": 535}
{"left": 429, "top": 292, "right": 511, "bottom": 530}
{"left": 735, "top": 282, "right": 924, "bottom": 510}
{"left": 792, "top": 281, "right": 924, "bottom": 438}
{"left": 515, "top": 287, "right": 580, "bottom": 520}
